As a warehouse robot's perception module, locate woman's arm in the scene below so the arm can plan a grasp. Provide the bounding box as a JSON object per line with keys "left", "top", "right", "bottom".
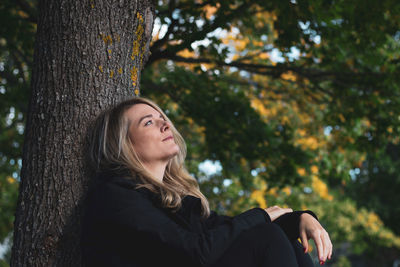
{"left": 273, "top": 210, "right": 318, "bottom": 240}
{"left": 87, "top": 180, "right": 271, "bottom": 266}
{"left": 206, "top": 206, "right": 318, "bottom": 241}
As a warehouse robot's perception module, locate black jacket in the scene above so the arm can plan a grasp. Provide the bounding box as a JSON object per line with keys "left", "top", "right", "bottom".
{"left": 82, "top": 173, "right": 317, "bottom": 267}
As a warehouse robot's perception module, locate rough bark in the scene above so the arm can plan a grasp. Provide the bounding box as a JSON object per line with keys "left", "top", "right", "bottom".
{"left": 11, "top": 0, "right": 154, "bottom": 265}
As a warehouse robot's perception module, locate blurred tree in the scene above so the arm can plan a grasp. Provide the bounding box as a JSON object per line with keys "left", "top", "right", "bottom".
{"left": 347, "top": 142, "right": 400, "bottom": 235}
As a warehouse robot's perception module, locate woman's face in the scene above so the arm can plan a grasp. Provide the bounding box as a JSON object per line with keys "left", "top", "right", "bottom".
{"left": 125, "top": 103, "right": 179, "bottom": 165}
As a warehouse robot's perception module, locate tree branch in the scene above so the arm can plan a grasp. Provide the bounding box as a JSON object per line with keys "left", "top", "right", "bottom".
{"left": 149, "top": 1, "right": 251, "bottom": 65}
{"left": 156, "top": 54, "right": 386, "bottom": 84}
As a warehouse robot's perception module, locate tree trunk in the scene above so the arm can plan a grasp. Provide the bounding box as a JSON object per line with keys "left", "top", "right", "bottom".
{"left": 11, "top": 0, "right": 154, "bottom": 265}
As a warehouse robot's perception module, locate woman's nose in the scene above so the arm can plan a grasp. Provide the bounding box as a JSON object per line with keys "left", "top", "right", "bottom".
{"left": 161, "top": 120, "right": 169, "bottom": 132}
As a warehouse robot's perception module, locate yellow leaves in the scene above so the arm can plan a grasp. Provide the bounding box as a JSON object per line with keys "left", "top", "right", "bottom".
{"left": 295, "top": 136, "right": 319, "bottom": 150}
{"left": 235, "top": 39, "right": 249, "bottom": 52}
{"left": 259, "top": 52, "right": 269, "bottom": 60}
{"left": 297, "top": 167, "right": 306, "bottom": 176}
{"left": 118, "top": 68, "right": 123, "bottom": 74}
{"left": 17, "top": 10, "right": 29, "bottom": 19}
{"left": 250, "top": 98, "right": 270, "bottom": 118}
{"left": 280, "top": 115, "right": 289, "bottom": 124}
{"left": 98, "top": 65, "right": 103, "bottom": 73}
{"left": 251, "top": 190, "right": 267, "bottom": 209}
{"left": 221, "top": 35, "right": 232, "bottom": 45}
{"left": 254, "top": 10, "right": 277, "bottom": 29}
{"left": 178, "top": 49, "right": 196, "bottom": 58}
{"left": 297, "top": 129, "right": 307, "bottom": 137}
{"left": 346, "top": 136, "right": 355, "bottom": 144}
{"left": 366, "top": 212, "right": 382, "bottom": 233}
{"left": 311, "top": 165, "right": 319, "bottom": 174}
{"left": 311, "top": 175, "right": 333, "bottom": 201}
{"left": 251, "top": 97, "right": 281, "bottom": 120}
{"left": 338, "top": 114, "right": 346, "bottom": 123}
{"left": 362, "top": 118, "right": 371, "bottom": 127}
{"left": 203, "top": 3, "right": 220, "bottom": 20}
{"left": 250, "top": 177, "right": 267, "bottom": 209}
{"left": 282, "top": 186, "right": 291, "bottom": 196}
{"left": 7, "top": 176, "right": 15, "bottom": 184}
{"left": 252, "top": 40, "right": 264, "bottom": 47}
{"left": 267, "top": 187, "right": 278, "bottom": 197}
{"left": 176, "top": 49, "right": 205, "bottom": 70}
{"left": 169, "top": 102, "right": 179, "bottom": 111}
{"left": 387, "top": 126, "right": 393, "bottom": 133}
{"left": 353, "top": 208, "right": 400, "bottom": 248}
{"left": 281, "top": 71, "right": 297, "bottom": 82}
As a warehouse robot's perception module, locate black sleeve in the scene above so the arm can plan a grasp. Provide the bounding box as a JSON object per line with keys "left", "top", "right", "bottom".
{"left": 205, "top": 209, "right": 271, "bottom": 229}
{"left": 93, "top": 181, "right": 271, "bottom": 266}
{"left": 273, "top": 210, "right": 319, "bottom": 240}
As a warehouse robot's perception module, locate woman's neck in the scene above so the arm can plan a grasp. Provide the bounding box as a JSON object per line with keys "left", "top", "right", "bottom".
{"left": 143, "top": 161, "right": 167, "bottom": 183}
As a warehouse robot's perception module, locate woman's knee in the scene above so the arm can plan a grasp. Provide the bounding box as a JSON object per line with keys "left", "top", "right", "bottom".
{"left": 259, "top": 223, "right": 289, "bottom": 242}
{"left": 254, "top": 223, "right": 298, "bottom": 266}
{"left": 238, "top": 223, "right": 288, "bottom": 248}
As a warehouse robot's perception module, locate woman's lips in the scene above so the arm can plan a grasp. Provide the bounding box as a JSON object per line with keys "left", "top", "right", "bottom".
{"left": 162, "top": 136, "right": 173, "bottom": 141}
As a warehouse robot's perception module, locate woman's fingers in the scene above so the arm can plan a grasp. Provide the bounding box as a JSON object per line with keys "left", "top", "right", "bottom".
{"left": 328, "top": 235, "right": 332, "bottom": 259}
{"left": 299, "top": 231, "right": 309, "bottom": 253}
{"left": 323, "top": 230, "right": 333, "bottom": 260}
{"left": 313, "top": 230, "right": 325, "bottom": 264}
{"left": 320, "top": 229, "right": 332, "bottom": 262}
{"left": 315, "top": 230, "right": 333, "bottom": 264}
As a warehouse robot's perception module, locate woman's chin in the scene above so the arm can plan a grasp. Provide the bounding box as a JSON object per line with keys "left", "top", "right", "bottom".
{"left": 168, "top": 145, "right": 180, "bottom": 158}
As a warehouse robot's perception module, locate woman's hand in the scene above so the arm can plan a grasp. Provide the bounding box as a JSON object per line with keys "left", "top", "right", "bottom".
{"left": 299, "top": 213, "right": 333, "bottom": 265}
{"left": 264, "top": 206, "right": 293, "bottom": 221}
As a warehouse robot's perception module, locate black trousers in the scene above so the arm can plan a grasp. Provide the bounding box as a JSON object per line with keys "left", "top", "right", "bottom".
{"left": 211, "top": 223, "right": 315, "bottom": 267}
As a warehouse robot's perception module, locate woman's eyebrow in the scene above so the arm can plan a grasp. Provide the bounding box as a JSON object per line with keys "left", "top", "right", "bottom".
{"left": 137, "top": 114, "right": 164, "bottom": 126}
{"left": 138, "top": 114, "right": 152, "bottom": 126}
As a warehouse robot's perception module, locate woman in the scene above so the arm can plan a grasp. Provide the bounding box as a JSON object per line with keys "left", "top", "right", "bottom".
{"left": 82, "top": 97, "right": 332, "bottom": 267}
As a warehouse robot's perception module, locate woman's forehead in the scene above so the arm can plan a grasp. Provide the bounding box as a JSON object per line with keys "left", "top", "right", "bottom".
{"left": 126, "top": 103, "right": 161, "bottom": 122}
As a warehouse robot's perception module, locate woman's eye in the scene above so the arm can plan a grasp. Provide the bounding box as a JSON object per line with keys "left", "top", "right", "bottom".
{"left": 144, "top": 120, "right": 153, "bottom": 126}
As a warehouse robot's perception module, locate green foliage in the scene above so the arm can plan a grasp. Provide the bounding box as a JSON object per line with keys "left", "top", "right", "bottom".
{"left": 2, "top": 0, "right": 400, "bottom": 265}
{"left": 334, "top": 256, "right": 351, "bottom": 267}
{"left": 143, "top": 65, "right": 311, "bottom": 189}
{"left": 0, "top": 176, "right": 17, "bottom": 243}
{"left": 347, "top": 143, "right": 400, "bottom": 235}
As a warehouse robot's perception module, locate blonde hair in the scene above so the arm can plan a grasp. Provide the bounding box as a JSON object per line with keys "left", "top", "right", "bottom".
{"left": 88, "top": 97, "right": 210, "bottom": 217}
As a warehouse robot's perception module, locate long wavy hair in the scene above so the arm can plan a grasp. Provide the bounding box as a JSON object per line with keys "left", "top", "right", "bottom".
{"left": 88, "top": 97, "right": 210, "bottom": 217}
